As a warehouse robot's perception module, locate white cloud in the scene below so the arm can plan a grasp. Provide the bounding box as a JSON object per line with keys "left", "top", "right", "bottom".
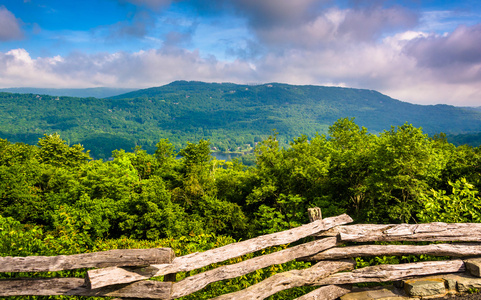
{"left": 338, "top": 6, "right": 418, "bottom": 42}
{"left": 404, "top": 24, "right": 481, "bottom": 71}
{"left": 2, "top": 31, "right": 481, "bottom": 107}
{"left": 231, "top": 0, "right": 323, "bottom": 28}
{"left": 247, "top": 28, "right": 481, "bottom": 107}
{"left": 0, "top": 48, "right": 256, "bottom": 89}
{"left": 1, "top": 1, "right": 481, "bottom": 107}
{"left": 102, "top": 11, "right": 155, "bottom": 39}
{"left": 0, "top": 6, "right": 24, "bottom": 41}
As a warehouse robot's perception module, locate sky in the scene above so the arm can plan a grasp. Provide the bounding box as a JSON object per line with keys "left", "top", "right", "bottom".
{"left": 0, "top": 0, "right": 480, "bottom": 106}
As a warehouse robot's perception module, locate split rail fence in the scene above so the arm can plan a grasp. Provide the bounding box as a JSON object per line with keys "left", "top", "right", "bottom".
{"left": 2, "top": 208, "right": 481, "bottom": 299}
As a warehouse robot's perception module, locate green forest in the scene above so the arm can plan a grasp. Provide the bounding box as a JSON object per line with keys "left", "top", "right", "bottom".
{"left": 2, "top": 81, "right": 481, "bottom": 160}
{"left": 1, "top": 118, "right": 481, "bottom": 299}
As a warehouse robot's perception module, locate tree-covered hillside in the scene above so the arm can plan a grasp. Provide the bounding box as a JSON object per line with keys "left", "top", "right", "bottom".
{"left": 2, "top": 119, "right": 481, "bottom": 299}
{"left": 1, "top": 80, "right": 481, "bottom": 158}
{"left": 2, "top": 119, "right": 480, "bottom": 240}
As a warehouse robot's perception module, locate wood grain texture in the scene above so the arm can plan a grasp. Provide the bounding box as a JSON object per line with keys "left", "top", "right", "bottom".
{"left": 318, "top": 223, "right": 481, "bottom": 242}
{"left": 170, "top": 237, "right": 340, "bottom": 298}
{"left": 87, "top": 214, "right": 353, "bottom": 289}
{"left": 294, "top": 285, "right": 352, "bottom": 300}
{"left": 308, "top": 207, "right": 322, "bottom": 223}
{"left": 0, "top": 248, "right": 174, "bottom": 272}
{"left": 211, "top": 260, "right": 356, "bottom": 300}
{"left": 299, "top": 243, "right": 481, "bottom": 261}
{"left": 317, "top": 259, "right": 465, "bottom": 285}
{"left": 0, "top": 278, "right": 172, "bottom": 299}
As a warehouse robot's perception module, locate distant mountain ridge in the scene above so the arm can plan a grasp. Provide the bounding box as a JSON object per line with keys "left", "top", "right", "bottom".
{"left": 1, "top": 80, "right": 480, "bottom": 158}
{"left": 0, "top": 87, "right": 136, "bottom": 98}
{"left": 112, "top": 80, "right": 481, "bottom": 135}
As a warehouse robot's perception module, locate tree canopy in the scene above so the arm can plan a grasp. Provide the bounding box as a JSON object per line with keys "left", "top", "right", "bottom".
{"left": 1, "top": 118, "right": 481, "bottom": 299}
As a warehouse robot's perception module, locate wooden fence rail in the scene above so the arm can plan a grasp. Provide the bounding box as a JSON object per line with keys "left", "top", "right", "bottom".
{"left": 0, "top": 248, "right": 175, "bottom": 273}
{"left": 87, "top": 214, "right": 352, "bottom": 290}
{"left": 2, "top": 210, "right": 481, "bottom": 299}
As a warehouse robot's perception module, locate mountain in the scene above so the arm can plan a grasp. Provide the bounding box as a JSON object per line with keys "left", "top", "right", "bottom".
{"left": 0, "top": 87, "right": 136, "bottom": 98}
{"left": 1, "top": 80, "right": 481, "bottom": 158}
{"left": 112, "top": 80, "right": 481, "bottom": 135}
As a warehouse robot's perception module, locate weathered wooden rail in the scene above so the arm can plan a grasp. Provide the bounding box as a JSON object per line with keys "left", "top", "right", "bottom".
{"left": 2, "top": 210, "right": 481, "bottom": 299}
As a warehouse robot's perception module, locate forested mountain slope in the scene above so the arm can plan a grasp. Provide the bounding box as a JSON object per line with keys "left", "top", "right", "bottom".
{"left": 1, "top": 80, "right": 480, "bottom": 158}
{"left": 114, "top": 81, "right": 481, "bottom": 134}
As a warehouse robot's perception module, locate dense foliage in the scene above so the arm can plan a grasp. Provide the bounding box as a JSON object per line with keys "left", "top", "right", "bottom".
{"left": 1, "top": 118, "right": 481, "bottom": 239}
{"left": 2, "top": 81, "right": 481, "bottom": 159}
{"left": 448, "top": 131, "right": 481, "bottom": 148}
{"left": 1, "top": 118, "right": 481, "bottom": 299}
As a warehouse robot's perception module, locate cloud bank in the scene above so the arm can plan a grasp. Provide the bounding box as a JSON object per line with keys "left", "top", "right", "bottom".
{"left": 0, "top": 6, "right": 23, "bottom": 41}
{"left": 1, "top": 0, "right": 480, "bottom": 106}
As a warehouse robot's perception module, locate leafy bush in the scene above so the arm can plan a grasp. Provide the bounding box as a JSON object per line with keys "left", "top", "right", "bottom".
{"left": 418, "top": 178, "right": 481, "bottom": 223}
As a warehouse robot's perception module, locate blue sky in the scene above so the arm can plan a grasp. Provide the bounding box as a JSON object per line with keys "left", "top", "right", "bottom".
{"left": 0, "top": 0, "right": 480, "bottom": 106}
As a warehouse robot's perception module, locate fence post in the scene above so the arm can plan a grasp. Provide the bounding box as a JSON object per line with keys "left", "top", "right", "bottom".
{"left": 308, "top": 207, "right": 322, "bottom": 223}
{"left": 163, "top": 252, "right": 177, "bottom": 282}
